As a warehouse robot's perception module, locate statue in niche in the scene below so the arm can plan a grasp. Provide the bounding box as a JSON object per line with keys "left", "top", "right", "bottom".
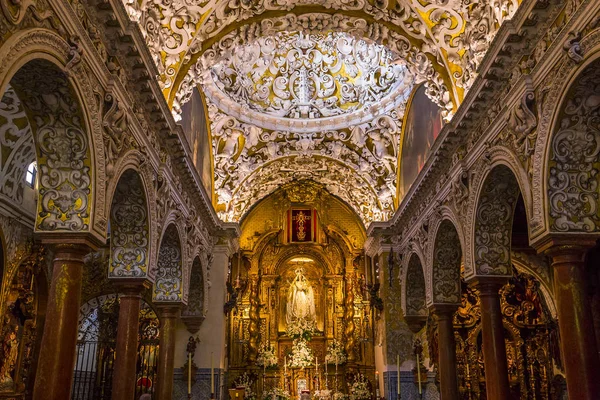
{"left": 286, "top": 268, "right": 316, "bottom": 325}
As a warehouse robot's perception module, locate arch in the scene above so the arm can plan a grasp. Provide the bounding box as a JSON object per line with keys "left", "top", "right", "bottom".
{"left": 269, "top": 246, "right": 335, "bottom": 277}
{"left": 403, "top": 252, "right": 427, "bottom": 317}
{"left": 544, "top": 57, "right": 600, "bottom": 234}
{"left": 153, "top": 223, "right": 184, "bottom": 302}
{"left": 0, "top": 29, "right": 105, "bottom": 240}
{"left": 0, "top": 85, "right": 36, "bottom": 217}
{"left": 531, "top": 32, "right": 600, "bottom": 239}
{"left": 468, "top": 164, "right": 521, "bottom": 278}
{"left": 108, "top": 168, "right": 152, "bottom": 278}
{"left": 429, "top": 219, "right": 462, "bottom": 306}
{"left": 107, "top": 150, "right": 159, "bottom": 279}
{"left": 182, "top": 256, "right": 207, "bottom": 321}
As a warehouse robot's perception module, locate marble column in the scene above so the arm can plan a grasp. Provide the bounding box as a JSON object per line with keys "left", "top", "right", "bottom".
{"left": 33, "top": 243, "right": 90, "bottom": 400}
{"left": 473, "top": 278, "right": 510, "bottom": 400}
{"left": 430, "top": 305, "right": 459, "bottom": 400}
{"left": 112, "top": 283, "right": 147, "bottom": 400}
{"left": 545, "top": 245, "right": 600, "bottom": 399}
{"left": 156, "top": 305, "right": 181, "bottom": 400}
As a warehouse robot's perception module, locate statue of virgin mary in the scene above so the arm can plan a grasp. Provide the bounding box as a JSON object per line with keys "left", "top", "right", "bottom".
{"left": 286, "top": 268, "right": 316, "bottom": 325}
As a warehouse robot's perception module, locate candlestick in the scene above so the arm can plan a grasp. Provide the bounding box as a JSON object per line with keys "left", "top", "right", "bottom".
{"left": 211, "top": 352, "right": 214, "bottom": 394}
{"left": 397, "top": 354, "right": 400, "bottom": 400}
{"left": 416, "top": 354, "right": 422, "bottom": 395}
{"left": 188, "top": 353, "right": 192, "bottom": 394}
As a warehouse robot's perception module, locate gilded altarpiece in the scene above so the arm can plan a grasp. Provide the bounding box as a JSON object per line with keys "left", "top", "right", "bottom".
{"left": 227, "top": 189, "right": 374, "bottom": 399}
{"left": 426, "top": 267, "right": 564, "bottom": 400}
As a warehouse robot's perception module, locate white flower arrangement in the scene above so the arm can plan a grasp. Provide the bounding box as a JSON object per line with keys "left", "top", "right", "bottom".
{"left": 348, "top": 374, "right": 371, "bottom": 400}
{"left": 287, "top": 338, "right": 314, "bottom": 368}
{"left": 333, "top": 392, "right": 348, "bottom": 400}
{"left": 263, "top": 388, "right": 290, "bottom": 400}
{"left": 325, "top": 340, "right": 347, "bottom": 365}
{"left": 286, "top": 318, "right": 316, "bottom": 340}
{"left": 257, "top": 341, "right": 278, "bottom": 368}
{"left": 234, "top": 373, "right": 257, "bottom": 400}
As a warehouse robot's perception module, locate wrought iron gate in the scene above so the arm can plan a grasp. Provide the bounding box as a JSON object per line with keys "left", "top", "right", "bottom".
{"left": 71, "top": 295, "right": 160, "bottom": 400}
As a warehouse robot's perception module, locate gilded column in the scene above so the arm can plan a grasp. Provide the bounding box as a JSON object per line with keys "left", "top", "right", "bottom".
{"left": 155, "top": 305, "right": 181, "bottom": 400}
{"left": 248, "top": 276, "right": 260, "bottom": 363}
{"left": 344, "top": 276, "right": 356, "bottom": 363}
{"left": 544, "top": 245, "right": 600, "bottom": 399}
{"left": 473, "top": 278, "right": 510, "bottom": 400}
{"left": 33, "top": 243, "right": 90, "bottom": 400}
{"left": 112, "top": 284, "right": 147, "bottom": 400}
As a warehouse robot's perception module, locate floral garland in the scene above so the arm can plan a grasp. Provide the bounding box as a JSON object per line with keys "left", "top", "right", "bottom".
{"left": 348, "top": 374, "right": 371, "bottom": 400}
{"left": 257, "top": 342, "right": 278, "bottom": 368}
{"left": 234, "top": 373, "right": 257, "bottom": 400}
{"left": 287, "top": 338, "right": 314, "bottom": 368}
{"left": 325, "top": 340, "right": 347, "bottom": 365}
{"left": 263, "top": 388, "right": 291, "bottom": 400}
{"left": 286, "top": 318, "right": 316, "bottom": 341}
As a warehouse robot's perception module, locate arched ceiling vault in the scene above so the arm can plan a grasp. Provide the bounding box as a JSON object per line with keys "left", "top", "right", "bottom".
{"left": 122, "top": 0, "right": 522, "bottom": 224}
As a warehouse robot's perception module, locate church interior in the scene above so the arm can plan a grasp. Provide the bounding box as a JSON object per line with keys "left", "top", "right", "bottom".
{"left": 0, "top": 0, "right": 599, "bottom": 399}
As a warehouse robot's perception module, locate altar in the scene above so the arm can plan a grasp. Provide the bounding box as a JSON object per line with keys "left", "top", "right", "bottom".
{"left": 225, "top": 198, "right": 376, "bottom": 400}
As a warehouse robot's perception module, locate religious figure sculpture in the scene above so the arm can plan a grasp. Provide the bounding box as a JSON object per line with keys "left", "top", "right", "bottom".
{"left": 286, "top": 268, "right": 316, "bottom": 325}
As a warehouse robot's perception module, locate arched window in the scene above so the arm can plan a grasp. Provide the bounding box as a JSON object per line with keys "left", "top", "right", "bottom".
{"left": 25, "top": 161, "right": 37, "bottom": 188}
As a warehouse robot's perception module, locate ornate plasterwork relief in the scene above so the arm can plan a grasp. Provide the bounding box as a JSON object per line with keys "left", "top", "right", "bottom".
{"left": 430, "top": 220, "right": 462, "bottom": 305}
{"left": 404, "top": 253, "right": 427, "bottom": 317}
{"left": 0, "top": 85, "right": 35, "bottom": 208}
{"left": 547, "top": 61, "right": 600, "bottom": 232}
{"left": 122, "top": 0, "right": 521, "bottom": 114}
{"left": 472, "top": 165, "right": 520, "bottom": 276}
{"left": 9, "top": 60, "right": 93, "bottom": 232}
{"left": 109, "top": 169, "right": 150, "bottom": 278}
{"left": 204, "top": 31, "right": 415, "bottom": 129}
{"left": 154, "top": 224, "right": 184, "bottom": 302}
{"left": 209, "top": 98, "right": 402, "bottom": 223}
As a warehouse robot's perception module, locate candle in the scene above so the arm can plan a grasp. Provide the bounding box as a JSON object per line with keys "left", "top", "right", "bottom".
{"left": 397, "top": 354, "right": 400, "bottom": 400}
{"left": 211, "top": 352, "right": 214, "bottom": 394}
{"left": 188, "top": 353, "right": 192, "bottom": 394}
{"left": 416, "top": 354, "right": 422, "bottom": 395}
{"left": 375, "top": 370, "right": 379, "bottom": 397}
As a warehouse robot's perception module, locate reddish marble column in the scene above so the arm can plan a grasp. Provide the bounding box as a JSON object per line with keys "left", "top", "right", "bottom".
{"left": 545, "top": 245, "right": 600, "bottom": 399}
{"left": 474, "top": 279, "right": 510, "bottom": 400}
{"left": 33, "top": 244, "right": 89, "bottom": 400}
{"left": 112, "top": 284, "right": 146, "bottom": 400}
{"left": 155, "top": 305, "right": 181, "bottom": 400}
{"left": 431, "top": 305, "right": 459, "bottom": 400}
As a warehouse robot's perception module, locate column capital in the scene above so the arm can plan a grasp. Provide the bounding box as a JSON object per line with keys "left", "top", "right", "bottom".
{"left": 404, "top": 315, "right": 427, "bottom": 334}
{"left": 466, "top": 276, "right": 508, "bottom": 294}
{"left": 155, "top": 304, "right": 182, "bottom": 318}
{"left": 532, "top": 234, "right": 596, "bottom": 255}
{"left": 113, "top": 280, "right": 150, "bottom": 296}
{"left": 428, "top": 304, "right": 458, "bottom": 318}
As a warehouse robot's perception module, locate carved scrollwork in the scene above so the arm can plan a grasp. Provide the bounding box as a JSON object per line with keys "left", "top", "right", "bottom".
{"left": 405, "top": 253, "right": 427, "bottom": 317}
{"left": 154, "top": 224, "right": 183, "bottom": 302}
{"left": 0, "top": 85, "right": 35, "bottom": 208}
{"left": 548, "top": 62, "right": 600, "bottom": 232}
{"left": 109, "top": 169, "right": 150, "bottom": 278}
{"left": 431, "top": 220, "right": 462, "bottom": 304}
{"left": 473, "top": 166, "right": 520, "bottom": 276}
{"left": 10, "top": 59, "right": 92, "bottom": 232}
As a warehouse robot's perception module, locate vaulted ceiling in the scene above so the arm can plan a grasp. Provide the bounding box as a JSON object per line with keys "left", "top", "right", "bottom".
{"left": 122, "top": 0, "right": 522, "bottom": 224}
